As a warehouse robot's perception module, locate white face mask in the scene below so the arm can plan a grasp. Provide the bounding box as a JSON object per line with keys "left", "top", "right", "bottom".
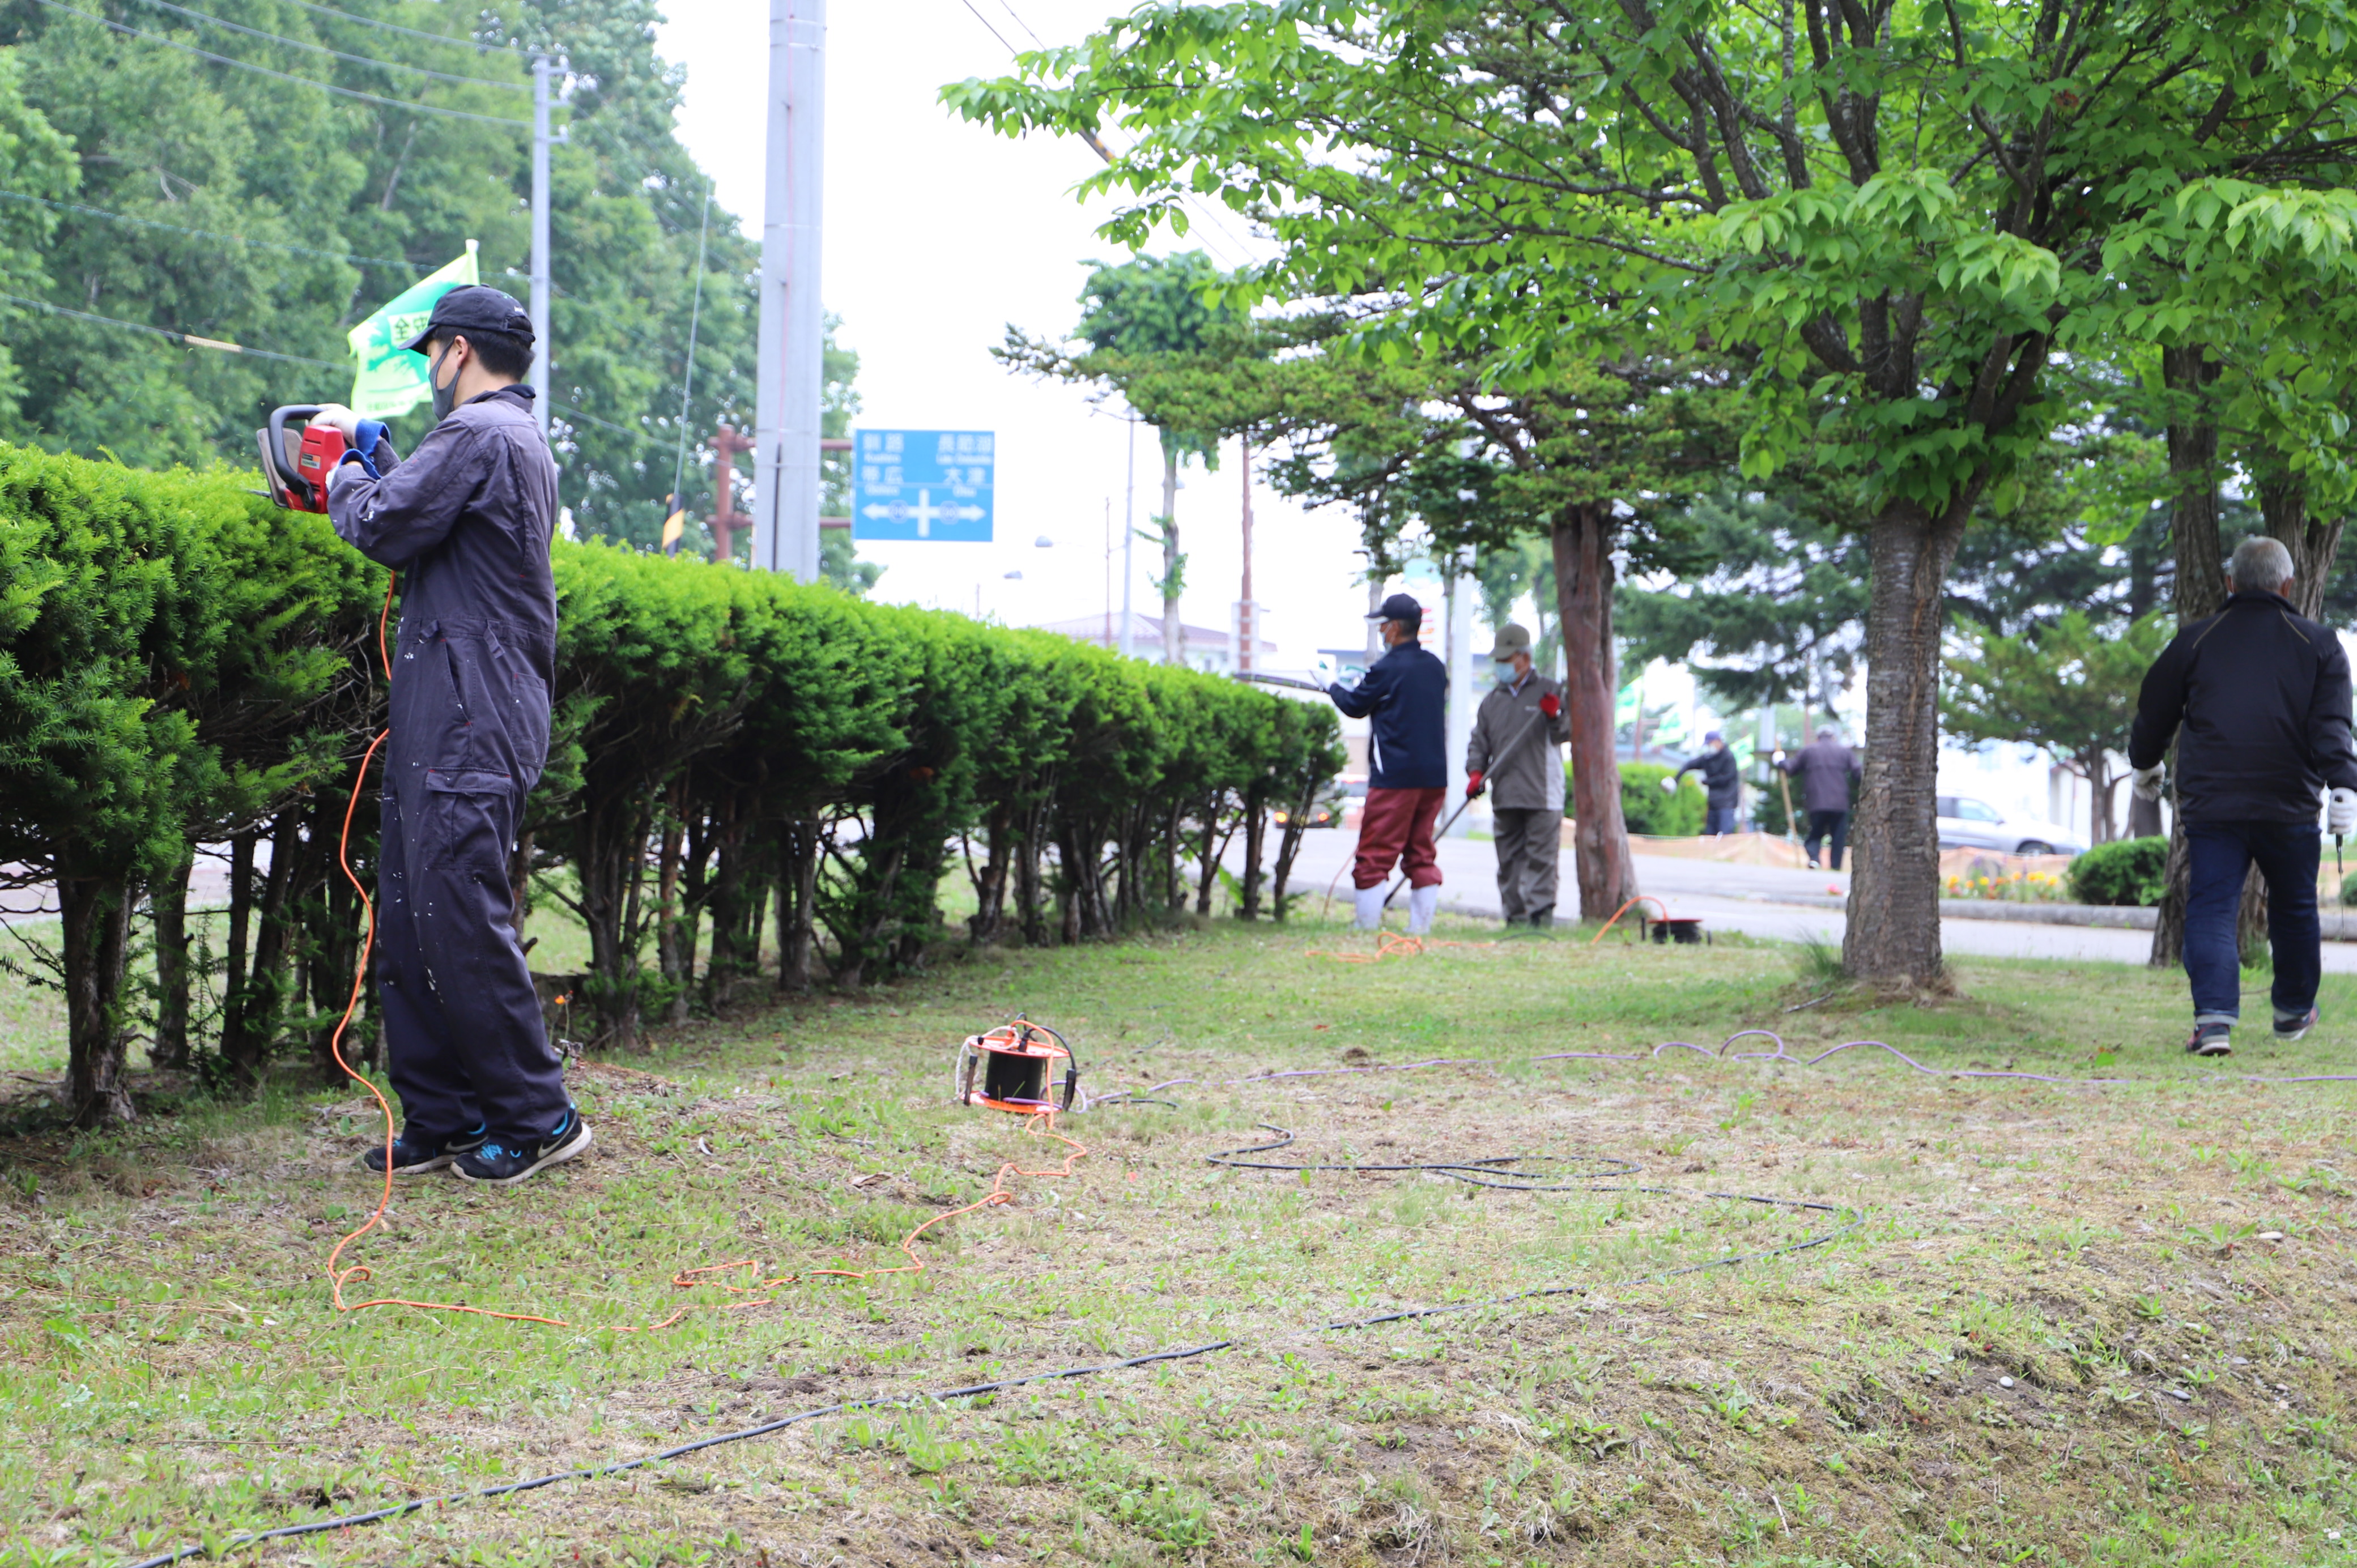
{"left": 1494, "top": 661, "right": 1520, "bottom": 684}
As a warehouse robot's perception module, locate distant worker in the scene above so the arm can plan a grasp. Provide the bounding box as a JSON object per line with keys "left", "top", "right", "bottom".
{"left": 1775, "top": 725, "right": 1861, "bottom": 870}
{"left": 1667, "top": 730, "right": 1742, "bottom": 836}
{"left": 1329, "top": 593, "right": 1448, "bottom": 934}
{"left": 2129, "top": 536, "right": 2357, "bottom": 1057}
{"left": 1465, "top": 624, "right": 1570, "bottom": 927}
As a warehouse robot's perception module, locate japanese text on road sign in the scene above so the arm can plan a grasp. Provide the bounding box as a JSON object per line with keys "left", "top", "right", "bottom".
{"left": 852, "top": 429, "right": 994, "bottom": 542}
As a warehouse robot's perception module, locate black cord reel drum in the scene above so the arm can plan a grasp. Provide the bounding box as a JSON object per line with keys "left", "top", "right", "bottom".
{"left": 953, "top": 1017, "right": 1081, "bottom": 1114}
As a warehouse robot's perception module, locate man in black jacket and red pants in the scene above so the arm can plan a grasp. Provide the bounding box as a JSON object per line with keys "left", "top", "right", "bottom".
{"left": 1329, "top": 593, "right": 1449, "bottom": 934}
{"left": 313, "top": 285, "right": 590, "bottom": 1184}
{"left": 2129, "top": 536, "right": 2357, "bottom": 1057}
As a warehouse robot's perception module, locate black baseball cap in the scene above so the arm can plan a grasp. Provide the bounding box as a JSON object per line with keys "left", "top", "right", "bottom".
{"left": 1367, "top": 591, "right": 1423, "bottom": 627}
{"left": 399, "top": 284, "right": 534, "bottom": 353}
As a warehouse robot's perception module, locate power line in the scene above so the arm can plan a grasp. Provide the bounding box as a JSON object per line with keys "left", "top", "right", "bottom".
{"left": 29, "top": 0, "right": 531, "bottom": 127}
{"left": 273, "top": 0, "right": 519, "bottom": 54}
{"left": 126, "top": 0, "right": 530, "bottom": 90}
{"left": 0, "top": 189, "right": 424, "bottom": 270}
{"left": 668, "top": 184, "right": 714, "bottom": 513}
{"left": 0, "top": 291, "right": 348, "bottom": 369}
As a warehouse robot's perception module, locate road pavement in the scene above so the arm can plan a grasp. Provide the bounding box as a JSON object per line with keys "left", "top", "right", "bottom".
{"left": 1260, "top": 826, "right": 2357, "bottom": 970}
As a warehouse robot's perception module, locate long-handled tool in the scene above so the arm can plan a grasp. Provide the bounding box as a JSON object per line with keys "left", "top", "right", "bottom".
{"left": 1228, "top": 671, "right": 1333, "bottom": 694}
{"left": 1380, "top": 705, "right": 1554, "bottom": 911}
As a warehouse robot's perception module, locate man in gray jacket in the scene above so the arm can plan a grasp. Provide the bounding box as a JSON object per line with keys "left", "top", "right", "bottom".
{"left": 312, "top": 284, "right": 587, "bottom": 1188}
{"left": 1465, "top": 624, "right": 1571, "bottom": 926}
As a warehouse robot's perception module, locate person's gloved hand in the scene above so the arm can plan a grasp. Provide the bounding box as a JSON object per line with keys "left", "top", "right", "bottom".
{"left": 1539, "top": 692, "right": 1560, "bottom": 719}
{"left": 1659, "top": 776, "right": 1678, "bottom": 793}
{"left": 309, "top": 404, "right": 361, "bottom": 441}
{"left": 2131, "top": 762, "right": 2167, "bottom": 803}
{"left": 1465, "top": 772, "right": 1485, "bottom": 800}
{"left": 2330, "top": 787, "right": 2357, "bottom": 835}
{"left": 1771, "top": 748, "right": 1786, "bottom": 765}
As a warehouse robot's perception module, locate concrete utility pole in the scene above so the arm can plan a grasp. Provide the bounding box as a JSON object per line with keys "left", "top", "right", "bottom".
{"left": 1444, "top": 546, "right": 1476, "bottom": 836}
{"left": 1236, "top": 431, "right": 1256, "bottom": 673}
{"left": 530, "top": 53, "right": 554, "bottom": 435}
{"left": 1119, "top": 412, "right": 1136, "bottom": 658}
{"left": 754, "top": 0, "right": 826, "bottom": 578}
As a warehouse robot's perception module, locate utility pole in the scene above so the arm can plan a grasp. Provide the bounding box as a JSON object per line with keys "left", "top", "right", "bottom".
{"left": 754, "top": 0, "right": 826, "bottom": 579}
{"left": 1118, "top": 413, "right": 1136, "bottom": 659}
{"left": 1444, "top": 546, "right": 1476, "bottom": 835}
{"left": 1237, "top": 430, "right": 1255, "bottom": 674}
{"left": 530, "top": 53, "right": 554, "bottom": 436}
{"left": 710, "top": 423, "right": 758, "bottom": 563}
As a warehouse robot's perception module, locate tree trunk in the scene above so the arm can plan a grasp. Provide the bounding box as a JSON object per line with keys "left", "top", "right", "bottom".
{"left": 1159, "top": 444, "right": 1184, "bottom": 666}
{"left": 226, "top": 810, "right": 303, "bottom": 1084}
{"left": 150, "top": 847, "right": 194, "bottom": 1070}
{"left": 777, "top": 813, "right": 823, "bottom": 991}
{"left": 655, "top": 791, "right": 689, "bottom": 1025}
{"left": 1550, "top": 502, "right": 1638, "bottom": 921}
{"left": 967, "top": 808, "right": 1012, "bottom": 944}
{"left": 1238, "top": 795, "right": 1267, "bottom": 919}
{"left": 2150, "top": 345, "right": 2227, "bottom": 968}
{"left": 62, "top": 871, "right": 138, "bottom": 1126}
{"left": 1845, "top": 499, "right": 1972, "bottom": 985}
{"left": 1270, "top": 773, "right": 1318, "bottom": 922}
{"left": 2083, "top": 749, "right": 2118, "bottom": 847}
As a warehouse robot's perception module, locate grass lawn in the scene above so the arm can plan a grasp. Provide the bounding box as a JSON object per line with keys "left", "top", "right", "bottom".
{"left": 7, "top": 914, "right": 2357, "bottom": 1566}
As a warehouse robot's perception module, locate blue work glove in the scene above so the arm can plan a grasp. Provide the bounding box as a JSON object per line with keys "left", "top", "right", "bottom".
{"left": 338, "top": 419, "right": 389, "bottom": 482}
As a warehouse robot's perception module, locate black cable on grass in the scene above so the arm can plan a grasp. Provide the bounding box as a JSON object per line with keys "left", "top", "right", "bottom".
{"left": 121, "top": 1135, "right": 1860, "bottom": 1567}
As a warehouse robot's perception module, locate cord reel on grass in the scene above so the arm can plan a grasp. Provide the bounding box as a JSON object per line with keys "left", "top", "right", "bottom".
{"left": 954, "top": 1018, "right": 1080, "bottom": 1114}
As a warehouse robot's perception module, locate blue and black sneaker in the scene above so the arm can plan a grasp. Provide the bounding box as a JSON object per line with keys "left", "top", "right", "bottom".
{"left": 356, "top": 1123, "right": 488, "bottom": 1176}
{"left": 453, "top": 1109, "right": 593, "bottom": 1187}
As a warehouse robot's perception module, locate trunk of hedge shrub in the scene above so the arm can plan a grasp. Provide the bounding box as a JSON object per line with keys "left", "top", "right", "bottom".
{"left": 1270, "top": 773, "right": 1318, "bottom": 924}
{"left": 151, "top": 849, "right": 195, "bottom": 1070}
{"left": 775, "top": 813, "right": 824, "bottom": 990}
{"left": 573, "top": 790, "right": 654, "bottom": 1050}
{"left": 224, "top": 808, "right": 305, "bottom": 1085}
{"left": 967, "top": 806, "right": 1013, "bottom": 943}
{"left": 1237, "top": 794, "right": 1268, "bottom": 919}
{"left": 63, "top": 871, "right": 138, "bottom": 1127}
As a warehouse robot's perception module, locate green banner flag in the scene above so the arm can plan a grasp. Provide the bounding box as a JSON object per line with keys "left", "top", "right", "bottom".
{"left": 346, "top": 241, "right": 479, "bottom": 418}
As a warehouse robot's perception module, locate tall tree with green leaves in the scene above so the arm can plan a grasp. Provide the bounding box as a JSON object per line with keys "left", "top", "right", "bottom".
{"left": 952, "top": 0, "right": 2357, "bottom": 980}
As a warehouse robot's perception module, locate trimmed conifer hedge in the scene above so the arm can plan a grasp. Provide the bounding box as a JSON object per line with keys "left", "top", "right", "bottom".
{"left": 0, "top": 444, "right": 1340, "bottom": 1124}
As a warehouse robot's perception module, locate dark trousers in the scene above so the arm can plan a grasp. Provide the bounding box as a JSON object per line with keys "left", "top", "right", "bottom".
{"left": 1355, "top": 787, "right": 1445, "bottom": 890}
{"left": 1705, "top": 804, "right": 1739, "bottom": 836}
{"left": 1803, "top": 809, "right": 1850, "bottom": 870}
{"left": 2184, "top": 821, "right": 2321, "bottom": 1025}
{"left": 1490, "top": 806, "right": 1560, "bottom": 922}
{"left": 378, "top": 615, "right": 566, "bottom": 1143}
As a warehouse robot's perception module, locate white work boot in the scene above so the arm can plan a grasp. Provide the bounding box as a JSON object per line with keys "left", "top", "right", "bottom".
{"left": 1407, "top": 885, "right": 1440, "bottom": 935}
{"left": 1353, "top": 887, "right": 1386, "bottom": 930}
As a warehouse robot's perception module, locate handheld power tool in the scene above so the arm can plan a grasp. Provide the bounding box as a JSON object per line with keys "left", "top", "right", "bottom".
{"left": 255, "top": 404, "right": 346, "bottom": 513}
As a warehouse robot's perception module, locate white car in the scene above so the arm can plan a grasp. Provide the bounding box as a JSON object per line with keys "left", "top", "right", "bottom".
{"left": 1934, "top": 795, "right": 2086, "bottom": 857}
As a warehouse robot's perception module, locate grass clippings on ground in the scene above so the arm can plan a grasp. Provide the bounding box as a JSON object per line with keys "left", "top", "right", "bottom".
{"left": 6, "top": 918, "right": 2357, "bottom": 1566}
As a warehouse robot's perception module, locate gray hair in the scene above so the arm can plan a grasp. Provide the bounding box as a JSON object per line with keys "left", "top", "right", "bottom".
{"left": 2230, "top": 536, "right": 2295, "bottom": 594}
{"left": 1815, "top": 724, "right": 1838, "bottom": 740}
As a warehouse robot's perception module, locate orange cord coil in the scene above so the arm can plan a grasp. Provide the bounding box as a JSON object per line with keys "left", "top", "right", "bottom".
{"left": 954, "top": 1017, "right": 1080, "bottom": 1113}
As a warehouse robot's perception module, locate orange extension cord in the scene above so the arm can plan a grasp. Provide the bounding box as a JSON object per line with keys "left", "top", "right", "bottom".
{"left": 320, "top": 577, "right": 1086, "bottom": 1332}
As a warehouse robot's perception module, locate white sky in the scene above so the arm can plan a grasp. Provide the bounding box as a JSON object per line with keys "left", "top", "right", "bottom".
{"left": 653, "top": 0, "right": 1373, "bottom": 665}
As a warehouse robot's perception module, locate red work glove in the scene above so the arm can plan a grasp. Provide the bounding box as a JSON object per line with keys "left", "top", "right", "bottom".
{"left": 1539, "top": 692, "right": 1560, "bottom": 719}
{"left": 1466, "top": 771, "right": 1486, "bottom": 800}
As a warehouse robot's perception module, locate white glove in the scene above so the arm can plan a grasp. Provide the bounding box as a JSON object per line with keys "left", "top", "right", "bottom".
{"left": 2131, "top": 762, "right": 2166, "bottom": 803}
{"left": 1770, "top": 748, "right": 1786, "bottom": 765}
{"left": 309, "top": 404, "right": 361, "bottom": 440}
{"left": 1660, "top": 776, "right": 1678, "bottom": 792}
{"left": 326, "top": 455, "right": 361, "bottom": 492}
{"left": 2330, "top": 787, "right": 2357, "bottom": 835}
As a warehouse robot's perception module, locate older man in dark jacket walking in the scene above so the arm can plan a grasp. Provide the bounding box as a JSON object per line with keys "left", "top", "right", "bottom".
{"left": 314, "top": 285, "right": 587, "bottom": 1187}
{"left": 2129, "top": 536, "right": 2357, "bottom": 1056}
{"left": 1777, "top": 726, "right": 1862, "bottom": 869}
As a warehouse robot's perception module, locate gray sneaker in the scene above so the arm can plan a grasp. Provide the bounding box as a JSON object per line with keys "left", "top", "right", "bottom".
{"left": 2185, "top": 1022, "right": 2233, "bottom": 1058}
{"left": 2275, "top": 1006, "right": 2320, "bottom": 1042}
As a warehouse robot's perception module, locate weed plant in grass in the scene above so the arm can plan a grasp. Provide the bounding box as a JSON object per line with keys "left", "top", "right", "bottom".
{"left": 6, "top": 921, "right": 2357, "bottom": 1565}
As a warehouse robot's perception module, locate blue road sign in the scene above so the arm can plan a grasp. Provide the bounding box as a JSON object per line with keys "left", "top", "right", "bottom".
{"left": 852, "top": 429, "right": 994, "bottom": 542}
